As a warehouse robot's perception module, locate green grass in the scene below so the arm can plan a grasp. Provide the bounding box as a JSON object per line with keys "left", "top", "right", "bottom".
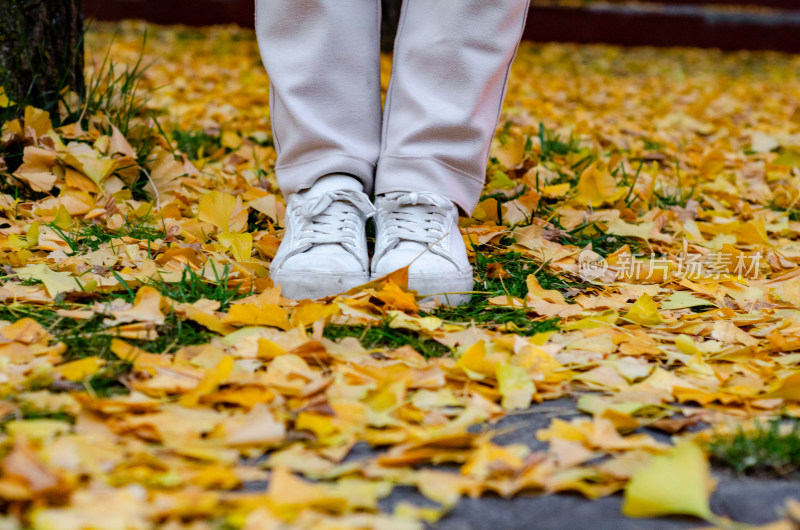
{"left": 556, "top": 219, "right": 644, "bottom": 257}
{"left": 768, "top": 200, "right": 800, "bottom": 222}
{"left": 171, "top": 129, "right": 222, "bottom": 160}
{"left": 0, "top": 303, "right": 216, "bottom": 358}
{"left": 0, "top": 301, "right": 215, "bottom": 397}
{"left": 322, "top": 249, "right": 565, "bottom": 348}
{"left": 478, "top": 186, "right": 543, "bottom": 227}
{"left": 79, "top": 33, "right": 152, "bottom": 138}
{"left": 643, "top": 139, "right": 664, "bottom": 151}
{"left": 431, "top": 304, "right": 559, "bottom": 336}
{"left": 653, "top": 185, "right": 695, "bottom": 209}
{"left": 652, "top": 161, "right": 696, "bottom": 209}
{"left": 709, "top": 418, "right": 800, "bottom": 475}
{"left": 538, "top": 122, "right": 581, "bottom": 160}
{"left": 135, "top": 315, "right": 215, "bottom": 356}
{"left": 417, "top": 248, "right": 566, "bottom": 336}
{"left": 0, "top": 403, "right": 76, "bottom": 427}
{"left": 0, "top": 303, "right": 110, "bottom": 358}
{"left": 472, "top": 249, "right": 585, "bottom": 298}
{"left": 86, "top": 362, "right": 134, "bottom": 397}
{"left": 323, "top": 320, "right": 451, "bottom": 358}
{"left": 48, "top": 214, "right": 167, "bottom": 256}
{"left": 145, "top": 263, "right": 251, "bottom": 311}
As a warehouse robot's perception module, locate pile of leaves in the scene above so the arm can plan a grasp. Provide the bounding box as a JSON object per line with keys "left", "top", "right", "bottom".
{"left": 0, "top": 21, "right": 800, "bottom": 529}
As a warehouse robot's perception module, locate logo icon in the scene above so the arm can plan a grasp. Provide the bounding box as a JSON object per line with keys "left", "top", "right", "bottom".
{"left": 577, "top": 250, "right": 610, "bottom": 282}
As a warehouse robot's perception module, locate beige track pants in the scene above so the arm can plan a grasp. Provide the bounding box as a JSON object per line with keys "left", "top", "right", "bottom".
{"left": 255, "top": 0, "right": 529, "bottom": 214}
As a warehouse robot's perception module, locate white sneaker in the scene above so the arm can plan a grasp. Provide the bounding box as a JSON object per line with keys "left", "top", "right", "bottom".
{"left": 371, "top": 191, "right": 473, "bottom": 306}
{"left": 270, "top": 175, "right": 374, "bottom": 299}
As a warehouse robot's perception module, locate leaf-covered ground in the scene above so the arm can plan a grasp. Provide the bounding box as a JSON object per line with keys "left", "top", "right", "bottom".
{"left": 1, "top": 22, "right": 800, "bottom": 529}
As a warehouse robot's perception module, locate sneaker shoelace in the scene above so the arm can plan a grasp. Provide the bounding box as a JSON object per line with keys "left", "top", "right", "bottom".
{"left": 282, "top": 190, "right": 375, "bottom": 268}
{"left": 375, "top": 192, "right": 454, "bottom": 264}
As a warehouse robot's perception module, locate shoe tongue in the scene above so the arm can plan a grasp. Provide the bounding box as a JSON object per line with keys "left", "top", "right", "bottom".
{"left": 394, "top": 241, "right": 426, "bottom": 252}
{"left": 303, "top": 174, "right": 363, "bottom": 199}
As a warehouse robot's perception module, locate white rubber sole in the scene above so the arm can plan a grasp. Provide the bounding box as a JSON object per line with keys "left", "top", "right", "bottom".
{"left": 270, "top": 270, "right": 369, "bottom": 300}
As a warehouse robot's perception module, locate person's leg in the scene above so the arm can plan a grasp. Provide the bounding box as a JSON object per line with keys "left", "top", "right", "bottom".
{"left": 376, "top": 0, "right": 530, "bottom": 214}
{"left": 255, "top": 0, "right": 382, "bottom": 299}
{"left": 255, "top": 0, "right": 382, "bottom": 197}
{"left": 372, "top": 0, "right": 530, "bottom": 305}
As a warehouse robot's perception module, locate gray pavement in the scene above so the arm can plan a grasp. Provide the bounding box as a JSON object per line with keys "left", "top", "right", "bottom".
{"left": 247, "top": 398, "right": 800, "bottom": 529}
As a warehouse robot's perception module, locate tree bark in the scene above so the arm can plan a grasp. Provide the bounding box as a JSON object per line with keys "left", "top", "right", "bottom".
{"left": 0, "top": 0, "right": 84, "bottom": 111}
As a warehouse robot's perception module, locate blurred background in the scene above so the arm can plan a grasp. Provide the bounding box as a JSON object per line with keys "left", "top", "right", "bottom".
{"left": 81, "top": 0, "right": 800, "bottom": 53}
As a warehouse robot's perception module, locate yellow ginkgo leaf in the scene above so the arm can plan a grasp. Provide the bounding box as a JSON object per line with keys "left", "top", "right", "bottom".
{"left": 224, "top": 303, "right": 291, "bottom": 330}
{"left": 23, "top": 106, "right": 52, "bottom": 137}
{"left": 763, "top": 372, "right": 800, "bottom": 401}
{"left": 180, "top": 355, "right": 235, "bottom": 406}
{"left": 0, "top": 87, "right": 11, "bottom": 107}
{"left": 53, "top": 204, "right": 73, "bottom": 230}
{"left": 198, "top": 190, "right": 248, "bottom": 233}
{"left": 457, "top": 341, "right": 495, "bottom": 379}
{"left": 622, "top": 442, "right": 715, "bottom": 520}
{"left": 16, "top": 263, "right": 80, "bottom": 297}
{"left": 291, "top": 301, "right": 340, "bottom": 328}
{"left": 26, "top": 221, "right": 40, "bottom": 248}
{"left": 53, "top": 357, "right": 105, "bottom": 381}
{"left": 574, "top": 162, "right": 623, "bottom": 207}
{"left": 496, "top": 362, "right": 535, "bottom": 411}
{"left": 218, "top": 231, "right": 252, "bottom": 262}
{"left": 13, "top": 146, "right": 58, "bottom": 192}
{"left": 773, "top": 147, "right": 800, "bottom": 169}
{"left": 221, "top": 130, "right": 242, "bottom": 150}
{"left": 661, "top": 291, "right": 714, "bottom": 310}
{"left": 60, "top": 142, "right": 117, "bottom": 185}
{"left": 623, "top": 293, "right": 664, "bottom": 327}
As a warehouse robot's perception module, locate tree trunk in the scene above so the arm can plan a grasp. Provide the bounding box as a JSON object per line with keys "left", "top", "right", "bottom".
{"left": 0, "top": 0, "right": 84, "bottom": 112}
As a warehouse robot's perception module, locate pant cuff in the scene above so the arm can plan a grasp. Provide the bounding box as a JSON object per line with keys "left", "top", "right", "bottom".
{"left": 375, "top": 155, "right": 484, "bottom": 215}
{"left": 275, "top": 154, "right": 376, "bottom": 196}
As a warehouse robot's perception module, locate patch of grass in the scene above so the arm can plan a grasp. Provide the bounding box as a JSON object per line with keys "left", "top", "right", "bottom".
{"left": 643, "top": 139, "right": 664, "bottom": 151}
{"left": 323, "top": 320, "right": 451, "bottom": 358}
{"left": 478, "top": 186, "right": 532, "bottom": 226}
{"left": 140, "top": 315, "right": 216, "bottom": 355}
{"left": 147, "top": 263, "right": 250, "bottom": 312}
{"left": 473, "top": 249, "right": 585, "bottom": 299}
{"left": 0, "top": 404, "right": 76, "bottom": 426}
{"left": 79, "top": 34, "right": 152, "bottom": 137}
{"left": 431, "top": 304, "right": 559, "bottom": 336}
{"left": 538, "top": 122, "right": 581, "bottom": 160}
{"left": 48, "top": 214, "right": 167, "bottom": 255}
{"left": 172, "top": 129, "right": 222, "bottom": 160}
{"left": 0, "top": 301, "right": 216, "bottom": 397}
{"left": 768, "top": 200, "right": 800, "bottom": 222}
{"left": 86, "top": 359, "right": 134, "bottom": 398}
{"left": 709, "top": 418, "right": 800, "bottom": 475}
{"left": 556, "top": 219, "right": 643, "bottom": 257}
{"left": 408, "top": 249, "right": 569, "bottom": 336}
{"left": 653, "top": 186, "right": 695, "bottom": 209}
{"left": 0, "top": 303, "right": 109, "bottom": 359}
{"left": 652, "top": 161, "right": 696, "bottom": 209}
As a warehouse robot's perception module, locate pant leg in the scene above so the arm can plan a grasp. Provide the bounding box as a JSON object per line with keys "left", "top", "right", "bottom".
{"left": 255, "top": 0, "right": 382, "bottom": 196}
{"left": 375, "top": 0, "right": 530, "bottom": 214}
